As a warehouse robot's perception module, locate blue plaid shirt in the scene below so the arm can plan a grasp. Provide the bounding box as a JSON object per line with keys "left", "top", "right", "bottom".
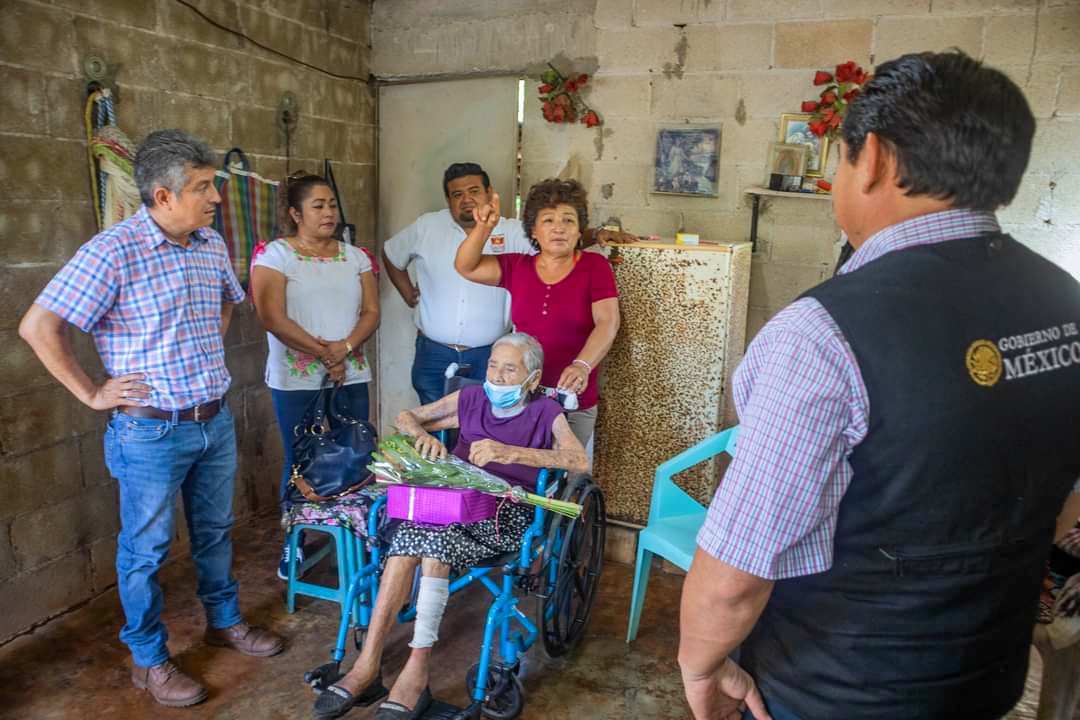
{"left": 35, "top": 206, "right": 245, "bottom": 410}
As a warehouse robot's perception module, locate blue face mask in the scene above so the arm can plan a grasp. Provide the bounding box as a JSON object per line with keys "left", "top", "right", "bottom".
{"left": 483, "top": 372, "right": 537, "bottom": 410}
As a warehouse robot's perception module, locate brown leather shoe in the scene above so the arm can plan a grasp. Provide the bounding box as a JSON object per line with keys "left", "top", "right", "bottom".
{"left": 131, "top": 659, "right": 208, "bottom": 708}
{"left": 205, "top": 622, "right": 284, "bottom": 657}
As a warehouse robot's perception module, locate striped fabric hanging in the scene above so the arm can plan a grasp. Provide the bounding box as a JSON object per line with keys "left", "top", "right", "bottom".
{"left": 212, "top": 148, "right": 279, "bottom": 288}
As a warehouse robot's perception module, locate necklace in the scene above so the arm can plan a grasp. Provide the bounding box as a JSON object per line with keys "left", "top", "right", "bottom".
{"left": 292, "top": 235, "right": 337, "bottom": 257}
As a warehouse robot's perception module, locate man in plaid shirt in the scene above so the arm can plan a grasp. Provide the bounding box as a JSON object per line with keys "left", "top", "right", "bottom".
{"left": 677, "top": 53, "right": 1080, "bottom": 720}
{"left": 19, "top": 130, "right": 283, "bottom": 708}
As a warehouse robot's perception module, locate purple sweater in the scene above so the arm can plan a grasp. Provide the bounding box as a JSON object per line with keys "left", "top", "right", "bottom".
{"left": 452, "top": 384, "right": 563, "bottom": 491}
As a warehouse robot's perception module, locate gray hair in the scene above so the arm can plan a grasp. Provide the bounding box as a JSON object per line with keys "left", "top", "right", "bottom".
{"left": 134, "top": 129, "right": 216, "bottom": 206}
{"left": 493, "top": 332, "right": 544, "bottom": 376}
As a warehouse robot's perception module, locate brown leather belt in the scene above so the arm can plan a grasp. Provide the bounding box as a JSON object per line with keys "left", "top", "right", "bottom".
{"left": 120, "top": 399, "right": 223, "bottom": 423}
{"left": 419, "top": 331, "right": 473, "bottom": 353}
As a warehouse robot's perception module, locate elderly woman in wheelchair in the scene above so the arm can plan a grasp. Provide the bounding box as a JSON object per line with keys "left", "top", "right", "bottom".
{"left": 313, "top": 332, "right": 590, "bottom": 720}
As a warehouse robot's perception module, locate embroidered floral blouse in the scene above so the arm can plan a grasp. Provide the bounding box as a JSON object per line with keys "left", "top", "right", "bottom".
{"left": 252, "top": 239, "right": 373, "bottom": 391}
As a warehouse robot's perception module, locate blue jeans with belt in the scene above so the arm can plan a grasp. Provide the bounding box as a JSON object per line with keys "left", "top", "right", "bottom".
{"left": 104, "top": 404, "right": 242, "bottom": 668}
{"left": 271, "top": 382, "right": 370, "bottom": 510}
{"left": 410, "top": 333, "right": 492, "bottom": 406}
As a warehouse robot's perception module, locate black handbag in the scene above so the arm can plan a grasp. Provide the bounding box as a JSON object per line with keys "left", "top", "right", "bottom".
{"left": 288, "top": 380, "right": 377, "bottom": 504}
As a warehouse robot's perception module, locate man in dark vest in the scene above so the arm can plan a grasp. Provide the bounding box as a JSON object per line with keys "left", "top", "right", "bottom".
{"left": 677, "top": 51, "right": 1080, "bottom": 720}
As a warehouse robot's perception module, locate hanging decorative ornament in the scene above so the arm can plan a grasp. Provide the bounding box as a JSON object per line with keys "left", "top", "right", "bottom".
{"left": 538, "top": 64, "right": 602, "bottom": 128}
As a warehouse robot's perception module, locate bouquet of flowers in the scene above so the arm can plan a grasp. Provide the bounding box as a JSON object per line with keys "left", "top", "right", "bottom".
{"left": 368, "top": 433, "right": 583, "bottom": 518}
{"left": 538, "top": 65, "right": 601, "bottom": 128}
{"left": 801, "top": 61, "right": 870, "bottom": 139}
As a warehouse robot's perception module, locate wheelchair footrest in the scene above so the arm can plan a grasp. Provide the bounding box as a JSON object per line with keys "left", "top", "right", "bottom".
{"left": 420, "top": 699, "right": 464, "bottom": 719}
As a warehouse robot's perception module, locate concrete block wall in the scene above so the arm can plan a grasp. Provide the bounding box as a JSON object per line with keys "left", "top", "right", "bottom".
{"left": 0, "top": 0, "right": 374, "bottom": 642}
{"left": 372, "top": 0, "right": 1080, "bottom": 343}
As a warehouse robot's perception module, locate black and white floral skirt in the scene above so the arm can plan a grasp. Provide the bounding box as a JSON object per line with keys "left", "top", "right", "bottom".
{"left": 387, "top": 501, "right": 534, "bottom": 570}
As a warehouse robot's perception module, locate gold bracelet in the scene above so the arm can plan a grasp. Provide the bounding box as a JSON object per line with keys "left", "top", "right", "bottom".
{"left": 344, "top": 340, "right": 354, "bottom": 354}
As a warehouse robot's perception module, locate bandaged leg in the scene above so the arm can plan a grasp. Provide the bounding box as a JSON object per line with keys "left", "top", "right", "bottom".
{"left": 409, "top": 575, "right": 450, "bottom": 649}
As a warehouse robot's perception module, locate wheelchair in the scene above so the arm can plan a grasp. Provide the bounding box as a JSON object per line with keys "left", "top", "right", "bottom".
{"left": 304, "top": 365, "right": 607, "bottom": 719}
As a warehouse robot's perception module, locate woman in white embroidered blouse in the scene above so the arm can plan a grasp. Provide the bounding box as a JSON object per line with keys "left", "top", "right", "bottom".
{"left": 251, "top": 171, "right": 380, "bottom": 577}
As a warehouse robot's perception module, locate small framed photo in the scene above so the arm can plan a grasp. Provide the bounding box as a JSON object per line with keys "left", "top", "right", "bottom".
{"left": 778, "top": 113, "right": 831, "bottom": 178}
{"left": 766, "top": 142, "right": 809, "bottom": 178}
{"left": 652, "top": 124, "right": 721, "bottom": 197}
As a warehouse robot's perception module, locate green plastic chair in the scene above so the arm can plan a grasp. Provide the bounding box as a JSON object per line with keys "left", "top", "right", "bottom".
{"left": 626, "top": 425, "right": 739, "bottom": 642}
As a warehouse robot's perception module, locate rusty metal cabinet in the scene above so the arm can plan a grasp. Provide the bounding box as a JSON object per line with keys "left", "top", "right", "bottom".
{"left": 594, "top": 241, "right": 752, "bottom": 525}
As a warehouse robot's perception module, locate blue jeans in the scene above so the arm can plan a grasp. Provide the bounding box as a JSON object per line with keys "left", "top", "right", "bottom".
{"left": 411, "top": 333, "right": 492, "bottom": 406}
{"left": 104, "top": 405, "right": 242, "bottom": 668}
{"left": 271, "top": 382, "right": 370, "bottom": 510}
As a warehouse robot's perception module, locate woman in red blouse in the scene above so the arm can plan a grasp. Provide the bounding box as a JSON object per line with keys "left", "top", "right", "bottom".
{"left": 455, "top": 178, "right": 620, "bottom": 449}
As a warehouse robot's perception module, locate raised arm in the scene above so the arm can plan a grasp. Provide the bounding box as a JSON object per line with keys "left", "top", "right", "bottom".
{"left": 468, "top": 414, "right": 588, "bottom": 474}
{"left": 396, "top": 390, "right": 462, "bottom": 460}
{"left": 250, "top": 265, "right": 329, "bottom": 359}
{"left": 18, "top": 303, "right": 151, "bottom": 410}
{"left": 453, "top": 192, "right": 503, "bottom": 287}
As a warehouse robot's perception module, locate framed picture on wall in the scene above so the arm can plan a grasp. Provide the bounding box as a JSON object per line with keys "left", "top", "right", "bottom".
{"left": 652, "top": 125, "right": 721, "bottom": 197}
{"left": 778, "top": 113, "right": 831, "bottom": 178}
{"left": 766, "top": 142, "right": 809, "bottom": 178}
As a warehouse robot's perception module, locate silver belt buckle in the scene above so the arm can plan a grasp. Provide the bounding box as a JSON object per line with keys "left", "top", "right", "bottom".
{"left": 192, "top": 404, "right": 202, "bottom": 422}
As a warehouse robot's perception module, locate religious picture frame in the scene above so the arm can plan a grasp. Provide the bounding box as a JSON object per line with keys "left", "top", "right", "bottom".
{"left": 778, "top": 113, "right": 831, "bottom": 178}
{"left": 766, "top": 142, "right": 809, "bottom": 179}
{"left": 652, "top": 124, "right": 721, "bottom": 197}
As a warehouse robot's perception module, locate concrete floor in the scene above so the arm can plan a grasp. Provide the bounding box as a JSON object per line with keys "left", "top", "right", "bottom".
{"left": 0, "top": 512, "right": 1071, "bottom": 720}
{"left": 0, "top": 513, "right": 687, "bottom": 720}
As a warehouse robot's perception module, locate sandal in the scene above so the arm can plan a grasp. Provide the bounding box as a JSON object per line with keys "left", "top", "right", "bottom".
{"left": 312, "top": 676, "right": 389, "bottom": 720}
{"left": 373, "top": 687, "right": 433, "bottom": 719}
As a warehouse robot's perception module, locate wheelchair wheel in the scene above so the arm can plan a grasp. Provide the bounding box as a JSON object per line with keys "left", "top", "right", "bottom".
{"left": 538, "top": 479, "right": 606, "bottom": 658}
{"left": 465, "top": 663, "right": 524, "bottom": 720}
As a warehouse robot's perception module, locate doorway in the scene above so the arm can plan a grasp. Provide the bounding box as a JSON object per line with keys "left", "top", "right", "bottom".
{"left": 375, "top": 76, "right": 520, "bottom": 431}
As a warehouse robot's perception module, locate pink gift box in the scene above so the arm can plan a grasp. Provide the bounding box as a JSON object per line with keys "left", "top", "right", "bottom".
{"left": 386, "top": 485, "right": 498, "bottom": 525}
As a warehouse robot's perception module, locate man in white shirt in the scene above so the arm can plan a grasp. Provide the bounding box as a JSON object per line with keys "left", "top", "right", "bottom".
{"left": 382, "top": 163, "right": 532, "bottom": 404}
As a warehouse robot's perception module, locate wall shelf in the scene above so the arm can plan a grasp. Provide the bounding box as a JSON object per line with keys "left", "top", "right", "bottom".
{"left": 744, "top": 185, "right": 831, "bottom": 250}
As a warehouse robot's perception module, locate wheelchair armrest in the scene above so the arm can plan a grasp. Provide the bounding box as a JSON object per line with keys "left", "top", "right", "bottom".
{"left": 367, "top": 493, "right": 388, "bottom": 540}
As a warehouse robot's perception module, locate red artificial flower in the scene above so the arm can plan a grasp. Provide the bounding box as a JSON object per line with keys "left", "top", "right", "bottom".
{"left": 801, "top": 100, "right": 819, "bottom": 112}
{"left": 842, "top": 88, "right": 860, "bottom": 102}
{"left": 542, "top": 101, "right": 556, "bottom": 121}
{"left": 554, "top": 93, "right": 572, "bottom": 107}
{"left": 814, "top": 70, "right": 833, "bottom": 85}
{"left": 582, "top": 110, "right": 601, "bottom": 127}
{"left": 564, "top": 79, "right": 578, "bottom": 93}
{"left": 577, "top": 74, "right": 588, "bottom": 85}
{"left": 808, "top": 119, "right": 828, "bottom": 137}
{"left": 821, "top": 107, "right": 836, "bottom": 122}
{"left": 539, "top": 83, "right": 554, "bottom": 94}
{"left": 816, "top": 179, "right": 832, "bottom": 192}
{"left": 551, "top": 104, "right": 566, "bottom": 122}
{"left": 854, "top": 68, "right": 869, "bottom": 85}
{"left": 835, "top": 61, "right": 858, "bottom": 83}
{"left": 828, "top": 112, "right": 843, "bottom": 129}
{"left": 820, "top": 90, "right": 838, "bottom": 105}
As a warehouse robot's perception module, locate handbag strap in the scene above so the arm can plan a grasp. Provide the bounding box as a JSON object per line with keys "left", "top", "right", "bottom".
{"left": 296, "top": 377, "right": 335, "bottom": 435}
{"left": 290, "top": 468, "right": 370, "bottom": 503}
